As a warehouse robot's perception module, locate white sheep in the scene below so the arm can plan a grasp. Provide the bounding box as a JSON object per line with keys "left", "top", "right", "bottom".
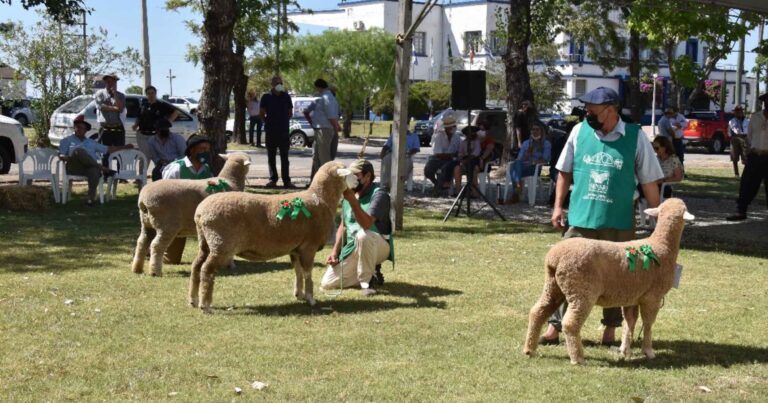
{"left": 523, "top": 198, "right": 694, "bottom": 365}
{"left": 188, "top": 161, "right": 356, "bottom": 313}
{"left": 130, "top": 153, "right": 251, "bottom": 277}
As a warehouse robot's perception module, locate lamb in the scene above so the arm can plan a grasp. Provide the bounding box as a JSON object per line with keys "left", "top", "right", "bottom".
{"left": 188, "top": 161, "right": 356, "bottom": 313}
{"left": 523, "top": 198, "right": 694, "bottom": 365}
{"left": 130, "top": 152, "right": 251, "bottom": 277}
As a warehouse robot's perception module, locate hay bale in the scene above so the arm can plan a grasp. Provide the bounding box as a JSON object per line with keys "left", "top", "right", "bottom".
{"left": 0, "top": 185, "right": 52, "bottom": 211}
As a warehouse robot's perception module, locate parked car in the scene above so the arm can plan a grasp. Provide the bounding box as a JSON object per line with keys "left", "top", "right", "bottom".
{"left": 683, "top": 110, "right": 734, "bottom": 154}
{"left": 166, "top": 96, "right": 199, "bottom": 115}
{"left": 0, "top": 114, "right": 28, "bottom": 174}
{"left": 422, "top": 109, "right": 470, "bottom": 146}
{"left": 1, "top": 99, "right": 35, "bottom": 126}
{"left": 48, "top": 95, "right": 199, "bottom": 147}
{"left": 225, "top": 117, "right": 311, "bottom": 148}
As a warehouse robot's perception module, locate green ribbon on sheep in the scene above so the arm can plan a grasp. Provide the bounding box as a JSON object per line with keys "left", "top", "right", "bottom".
{"left": 625, "top": 245, "right": 659, "bottom": 272}
{"left": 276, "top": 198, "right": 312, "bottom": 221}
{"left": 205, "top": 179, "right": 231, "bottom": 194}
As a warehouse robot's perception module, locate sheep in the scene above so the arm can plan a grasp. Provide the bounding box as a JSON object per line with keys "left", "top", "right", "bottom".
{"left": 130, "top": 152, "right": 251, "bottom": 277}
{"left": 523, "top": 198, "right": 694, "bottom": 365}
{"left": 188, "top": 161, "right": 356, "bottom": 313}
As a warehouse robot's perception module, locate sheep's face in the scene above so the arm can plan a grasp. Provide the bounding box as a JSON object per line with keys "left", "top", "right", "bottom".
{"left": 220, "top": 152, "right": 251, "bottom": 167}
{"left": 644, "top": 198, "right": 694, "bottom": 223}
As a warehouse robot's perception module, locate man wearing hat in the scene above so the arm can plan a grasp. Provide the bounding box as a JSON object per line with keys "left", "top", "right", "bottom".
{"left": 58, "top": 116, "right": 133, "bottom": 206}
{"left": 321, "top": 159, "right": 391, "bottom": 295}
{"left": 146, "top": 119, "right": 186, "bottom": 181}
{"left": 94, "top": 73, "right": 127, "bottom": 166}
{"left": 728, "top": 105, "right": 749, "bottom": 177}
{"left": 541, "top": 86, "right": 664, "bottom": 346}
{"left": 727, "top": 93, "right": 768, "bottom": 221}
{"left": 424, "top": 114, "right": 461, "bottom": 194}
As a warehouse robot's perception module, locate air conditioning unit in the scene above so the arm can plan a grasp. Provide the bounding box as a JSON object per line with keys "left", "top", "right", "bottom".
{"left": 353, "top": 21, "right": 366, "bottom": 31}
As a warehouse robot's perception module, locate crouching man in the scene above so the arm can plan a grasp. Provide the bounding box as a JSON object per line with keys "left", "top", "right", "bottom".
{"left": 322, "top": 159, "right": 392, "bottom": 295}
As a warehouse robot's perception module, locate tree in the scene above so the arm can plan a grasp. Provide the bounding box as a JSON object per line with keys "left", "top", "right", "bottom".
{"left": 282, "top": 29, "right": 397, "bottom": 138}
{"left": 0, "top": 14, "right": 140, "bottom": 145}
{"left": 125, "top": 85, "right": 144, "bottom": 95}
{"left": 370, "top": 81, "right": 450, "bottom": 119}
{"left": 0, "top": 0, "right": 86, "bottom": 23}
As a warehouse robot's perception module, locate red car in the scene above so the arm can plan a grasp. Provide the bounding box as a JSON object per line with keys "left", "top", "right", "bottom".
{"left": 682, "top": 111, "right": 734, "bottom": 154}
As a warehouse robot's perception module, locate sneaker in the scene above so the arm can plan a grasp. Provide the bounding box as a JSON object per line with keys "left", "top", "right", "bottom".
{"left": 265, "top": 181, "right": 277, "bottom": 188}
{"left": 726, "top": 213, "right": 747, "bottom": 221}
{"left": 360, "top": 281, "right": 370, "bottom": 289}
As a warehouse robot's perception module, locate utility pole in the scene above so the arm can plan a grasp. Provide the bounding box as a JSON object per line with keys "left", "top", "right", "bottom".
{"left": 140, "top": 0, "right": 151, "bottom": 89}
{"left": 80, "top": 8, "right": 88, "bottom": 93}
{"left": 736, "top": 33, "right": 745, "bottom": 108}
{"left": 755, "top": 17, "right": 765, "bottom": 112}
{"left": 167, "top": 69, "right": 176, "bottom": 95}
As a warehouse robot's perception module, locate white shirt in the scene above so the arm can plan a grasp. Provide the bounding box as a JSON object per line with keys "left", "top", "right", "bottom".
{"left": 670, "top": 113, "right": 688, "bottom": 139}
{"left": 729, "top": 117, "right": 749, "bottom": 136}
{"left": 747, "top": 111, "right": 768, "bottom": 151}
{"left": 431, "top": 129, "right": 461, "bottom": 155}
{"left": 161, "top": 156, "right": 209, "bottom": 179}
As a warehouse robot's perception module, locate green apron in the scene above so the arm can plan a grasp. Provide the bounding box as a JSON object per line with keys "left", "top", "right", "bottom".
{"left": 569, "top": 122, "right": 638, "bottom": 230}
{"left": 340, "top": 184, "right": 394, "bottom": 263}
{"left": 175, "top": 159, "right": 213, "bottom": 179}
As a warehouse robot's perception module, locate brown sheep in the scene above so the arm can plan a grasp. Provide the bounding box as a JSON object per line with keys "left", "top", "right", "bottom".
{"left": 188, "top": 161, "right": 355, "bottom": 313}
{"left": 524, "top": 198, "right": 694, "bottom": 364}
{"left": 130, "top": 153, "right": 251, "bottom": 277}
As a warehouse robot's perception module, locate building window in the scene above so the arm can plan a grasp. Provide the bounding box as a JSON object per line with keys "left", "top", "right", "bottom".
{"left": 574, "top": 79, "right": 587, "bottom": 98}
{"left": 488, "top": 30, "right": 506, "bottom": 56}
{"left": 686, "top": 38, "right": 699, "bottom": 64}
{"left": 560, "top": 80, "right": 568, "bottom": 96}
{"left": 463, "top": 31, "right": 482, "bottom": 55}
{"left": 413, "top": 32, "right": 426, "bottom": 56}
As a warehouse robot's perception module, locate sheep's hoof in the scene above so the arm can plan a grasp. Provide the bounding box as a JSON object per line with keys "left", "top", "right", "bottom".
{"left": 295, "top": 292, "right": 305, "bottom": 301}
{"left": 619, "top": 344, "right": 632, "bottom": 359}
{"left": 524, "top": 349, "right": 537, "bottom": 357}
{"left": 150, "top": 271, "right": 163, "bottom": 277}
{"left": 570, "top": 357, "right": 585, "bottom": 365}
{"left": 306, "top": 295, "right": 316, "bottom": 306}
{"left": 131, "top": 264, "right": 144, "bottom": 274}
{"left": 189, "top": 299, "right": 198, "bottom": 308}
{"left": 200, "top": 305, "right": 213, "bottom": 314}
{"left": 643, "top": 348, "right": 656, "bottom": 359}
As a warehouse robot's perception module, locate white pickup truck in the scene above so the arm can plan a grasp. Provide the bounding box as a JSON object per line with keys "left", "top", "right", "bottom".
{"left": 0, "top": 114, "right": 28, "bottom": 174}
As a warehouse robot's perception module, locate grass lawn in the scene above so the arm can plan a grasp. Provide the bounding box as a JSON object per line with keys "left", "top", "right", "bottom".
{"left": 2, "top": 184, "right": 767, "bottom": 401}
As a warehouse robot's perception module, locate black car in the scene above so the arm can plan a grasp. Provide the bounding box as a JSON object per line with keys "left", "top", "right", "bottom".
{"left": 414, "top": 118, "right": 433, "bottom": 146}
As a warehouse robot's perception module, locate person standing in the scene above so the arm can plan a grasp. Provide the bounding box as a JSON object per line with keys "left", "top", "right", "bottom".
{"left": 669, "top": 106, "right": 688, "bottom": 168}
{"left": 727, "top": 93, "right": 768, "bottom": 221}
{"left": 657, "top": 107, "right": 676, "bottom": 139}
{"left": 146, "top": 119, "right": 186, "bottom": 181}
{"left": 304, "top": 78, "right": 341, "bottom": 180}
{"left": 94, "top": 73, "right": 126, "bottom": 166}
{"left": 541, "top": 87, "right": 663, "bottom": 346}
{"left": 514, "top": 100, "right": 535, "bottom": 150}
{"left": 728, "top": 105, "right": 749, "bottom": 177}
{"left": 133, "top": 85, "right": 178, "bottom": 174}
{"left": 259, "top": 76, "right": 295, "bottom": 188}
{"left": 247, "top": 90, "right": 263, "bottom": 147}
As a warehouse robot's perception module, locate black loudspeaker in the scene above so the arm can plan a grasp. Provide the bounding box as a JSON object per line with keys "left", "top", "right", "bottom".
{"left": 451, "top": 70, "right": 486, "bottom": 110}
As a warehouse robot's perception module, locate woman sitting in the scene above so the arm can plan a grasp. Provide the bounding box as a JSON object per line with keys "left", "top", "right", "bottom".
{"left": 652, "top": 136, "right": 683, "bottom": 198}
{"left": 507, "top": 123, "right": 551, "bottom": 203}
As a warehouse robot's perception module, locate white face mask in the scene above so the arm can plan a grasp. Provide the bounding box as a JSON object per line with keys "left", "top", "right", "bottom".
{"left": 345, "top": 174, "right": 359, "bottom": 189}
{"left": 477, "top": 130, "right": 486, "bottom": 138}
{"left": 274, "top": 84, "right": 285, "bottom": 93}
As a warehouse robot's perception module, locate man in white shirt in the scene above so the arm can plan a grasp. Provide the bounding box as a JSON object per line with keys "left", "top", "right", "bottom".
{"left": 728, "top": 105, "right": 749, "bottom": 177}
{"left": 727, "top": 93, "right": 768, "bottom": 221}
{"left": 424, "top": 115, "right": 461, "bottom": 194}
{"left": 247, "top": 91, "right": 263, "bottom": 147}
{"left": 669, "top": 106, "right": 688, "bottom": 168}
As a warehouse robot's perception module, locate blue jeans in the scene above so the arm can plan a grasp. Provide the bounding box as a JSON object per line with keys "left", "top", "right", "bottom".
{"left": 507, "top": 160, "right": 537, "bottom": 195}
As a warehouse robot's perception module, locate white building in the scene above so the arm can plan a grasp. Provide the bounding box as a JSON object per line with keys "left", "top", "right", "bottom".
{"left": 290, "top": 0, "right": 757, "bottom": 116}
{"left": 0, "top": 63, "right": 27, "bottom": 99}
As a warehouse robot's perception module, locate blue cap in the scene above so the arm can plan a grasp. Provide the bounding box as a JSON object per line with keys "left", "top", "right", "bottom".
{"left": 578, "top": 87, "right": 620, "bottom": 105}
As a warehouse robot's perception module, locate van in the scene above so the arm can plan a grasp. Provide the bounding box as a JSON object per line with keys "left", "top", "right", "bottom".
{"left": 0, "top": 114, "right": 28, "bottom": 174}
{"left": 48, "top": 94, "right": 199, "bottom": 146}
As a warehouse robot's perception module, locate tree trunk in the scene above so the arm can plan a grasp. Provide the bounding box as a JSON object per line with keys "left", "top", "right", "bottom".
{"left": 342, "top": 111, "right": 353, "bottom": 138}
{"left": 233, "top": 41, "right": 248, "bottom": 145}
{"left": 665, "top": 42, "right": 679, "bottom": 110}
{"left": 627, "top": 26, "right": 644, "bottom": 123}
{"left": 199, "top": 0, "right": 237, "bottom": 172}
{"left": 503, "top": 0, "right": 534, "bottom": 164}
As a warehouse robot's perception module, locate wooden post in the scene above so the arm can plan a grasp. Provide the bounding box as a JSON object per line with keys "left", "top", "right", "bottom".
{"left": 391, "top": 0, "right": 413, "bottom": 232}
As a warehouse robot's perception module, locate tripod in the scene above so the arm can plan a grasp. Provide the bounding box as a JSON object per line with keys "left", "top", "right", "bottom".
{"left": 443, "top": 157, "right": 506, "bottom": 222}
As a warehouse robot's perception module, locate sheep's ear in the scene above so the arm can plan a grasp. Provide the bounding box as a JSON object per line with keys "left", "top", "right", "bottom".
{"left": 219, "top": 153, "right": 228, "bottom": 159}
{"left": 336, "top": 168, "right": 352, "bottom": 177}
{"left": 644, "top": 207, "right": 660, "bottom": 217}
{"left": 683, "top": 211, "right": 695, "bottom": 221}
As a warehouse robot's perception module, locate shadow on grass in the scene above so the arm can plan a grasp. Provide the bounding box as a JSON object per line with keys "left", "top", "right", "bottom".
{"left": 216, "top": 281, "right": 462, "bottom": 316}
{"left": 604, "top": 339, "right": 768, "bottom": 369}
{"left": 681, "top": 221, "right": 768, "bottom": 259}
{"left": 174, "top": 260, "right": 294, "bottom": 277}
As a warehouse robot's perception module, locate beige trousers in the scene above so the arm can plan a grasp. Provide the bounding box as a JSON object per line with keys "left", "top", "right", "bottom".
{"left": 321, "top": 230, "right": 390, "bottom": 289}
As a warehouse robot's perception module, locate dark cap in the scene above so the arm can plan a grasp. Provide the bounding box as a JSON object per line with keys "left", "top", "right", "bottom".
{"left": 578, "top": 87, "right": 620, "bottom": 105}
{"left": 185, "top": 135, "right": 212, "bottom": 156}
{"left": 155, "top": 119, "right": 172, "bottom": 130}
{"left": 102, "top": 73, "right": 119, "bottom": 81}
{"left": 73, "top": 115, "right": 92, "bottom": 131}
{"left": 461, "top": 125, "right": 480, "bottom": 136}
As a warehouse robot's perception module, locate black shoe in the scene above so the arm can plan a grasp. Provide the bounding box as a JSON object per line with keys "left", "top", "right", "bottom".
{"left": 369, "top": 265, "right": 384, "bottom": 287}
{"left": 726, "top": 213, "right": 747, "bottom": 221}
{"left": 85, "top": 199, "right": 96, "bottom": 208}
{"left": 539, "top": 336, "right": 560, "bottom": 346}
{"left": 283, "top": 182, "right": 297, "bottom": 189}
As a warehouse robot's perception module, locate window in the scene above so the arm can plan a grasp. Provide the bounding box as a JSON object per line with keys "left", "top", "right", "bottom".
{"left": 686, "top": 38, "right": 699, "bottom": 64}
{"left": 413, "top": 32, "right": 426, "bottom": 56}
{"left": 488, "top": 30, "right": 506, "bottom": 56}
{"left": 560, "top": 80, "right": 568, "bottom": 95}
{"left": 463, "top": 31, "right": 482, "bottom": 55}
{"left": 574, "top": 79, "right": 587, "bottom": 98}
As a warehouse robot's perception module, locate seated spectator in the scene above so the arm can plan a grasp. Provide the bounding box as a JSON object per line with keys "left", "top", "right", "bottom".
{"left": 652, "top": 136, "right": 683, "bottom": 198}
{"left": 424, "top": 115, "right": 461, "bottom": 195}
{"left": 380, "top": 130, "right": 420, "bottom": 190}
{"left": 453, "top": 126, "right": 483, "bottom": 196}
{"left": 477, "top": 121, "right": 497, "bottom": 171}
{"left": 58, "top": 116, "right": 133, "bottom": 207}
{"left": 507, "top": 123, "right": 551, "bottom": 203}
{"left": 146, "top": 119, "right": 186, "bottom": 181}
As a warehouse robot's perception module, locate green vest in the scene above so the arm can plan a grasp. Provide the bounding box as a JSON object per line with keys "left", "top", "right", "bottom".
{"left": 340, "top": 184, "right": 394, "bottom": 262}
{"left": 175, "top": 159, "right": 213, "bottom": 180}
{"left": 569, "top": 122, "right": 638, "bottom": 230}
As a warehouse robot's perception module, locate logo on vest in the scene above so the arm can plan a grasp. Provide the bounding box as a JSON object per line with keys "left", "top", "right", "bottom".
{"left": 585, "top": 169, "right": 613, "bottom": 203}
{"left": 582, "top": 151, "right": 624, "bottom": 170}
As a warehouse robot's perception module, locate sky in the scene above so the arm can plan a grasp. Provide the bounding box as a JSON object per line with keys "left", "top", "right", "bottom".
{"left": 1, "top": 0, "right": 764, "bottom": 98}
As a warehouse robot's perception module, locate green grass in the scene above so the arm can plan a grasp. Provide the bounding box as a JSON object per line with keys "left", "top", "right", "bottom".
{"left": 1, "top": 183, "right": 767, "bottom": 401}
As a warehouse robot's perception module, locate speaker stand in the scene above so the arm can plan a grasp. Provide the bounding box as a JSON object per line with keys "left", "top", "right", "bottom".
{"left": 443, "top": 169, "right": 506, "bottom": 222}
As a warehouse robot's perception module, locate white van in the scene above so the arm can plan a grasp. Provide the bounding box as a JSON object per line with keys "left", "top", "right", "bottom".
{"left": 0, "top": 114, "right": 28, "bottom": 174}
{"left": 48, "top": 95, "right": 199, "bottom": 146}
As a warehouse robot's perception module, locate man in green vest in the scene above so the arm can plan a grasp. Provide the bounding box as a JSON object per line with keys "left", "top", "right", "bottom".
{"left": 540, "top": 87, "right": 664, "bottom": 346}
{"left": 161, "top": 135, "right": 214, "bottom": 263}
{"left": 321, "top": 159, "right": 392, "bottom": 296}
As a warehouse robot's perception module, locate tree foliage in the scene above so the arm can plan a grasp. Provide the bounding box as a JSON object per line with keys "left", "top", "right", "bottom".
{"left": 0, "top": 0, "right": 86, "bottom": 23}
{"left": 0, "top": 13, "right": 140, "bottom": 145}
{"left": 282, "top": 29, "right": 396, "bottom": 137}
{"left": 125, "top": 85, "right": 144, "bottom": 95}
{"left": 370, "top": 81, "right": 450, "bottom": 119}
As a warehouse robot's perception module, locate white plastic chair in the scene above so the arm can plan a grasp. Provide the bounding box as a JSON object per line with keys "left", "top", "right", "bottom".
{"left": 18, "top": 148, "right": 61, "bottom": 203}
{"left": 57, "top": 158, "right": 105, "bottom": 204}
{"left": 504, "top": 163, "right": 549, "bottom": 206}
{"left": 106, "top": 149, "right": 148, "bottom": 200}
{"left": 638, "top": 182, "right": 672, "bottom": 227}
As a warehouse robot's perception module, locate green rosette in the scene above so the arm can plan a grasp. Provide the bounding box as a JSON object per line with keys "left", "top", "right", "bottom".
{"left": 639, "top": 245, "right": 659, "bottom": 271}
{"left": 625, "top": 246, "right": 638, "bottom": 272}
{"left": 205, "top": 179, "right": 231, "bottom": 194}
{"left": 276, "top": 200, "right": 292, "bottom": 220}
{"left": 289, "top": 197, "right": 312, "bottom": 220}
